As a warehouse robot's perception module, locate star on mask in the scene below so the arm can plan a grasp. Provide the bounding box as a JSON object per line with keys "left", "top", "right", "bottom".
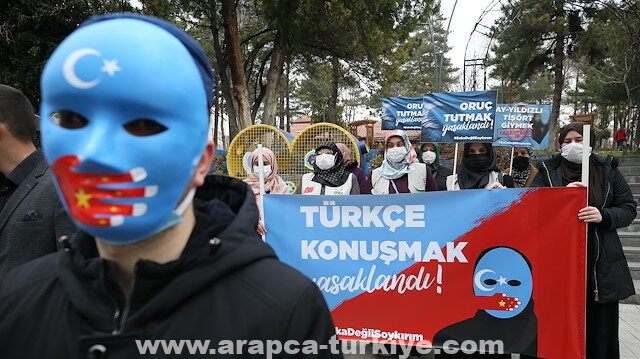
{"left": 101, "top": 59, "right": 121, "bottom": 76}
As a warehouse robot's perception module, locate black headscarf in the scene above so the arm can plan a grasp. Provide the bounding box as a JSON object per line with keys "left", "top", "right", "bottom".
{"left": 457, "top": 143, "right": 500, "bottom": 189}
{"left": 312, "top": 141, "right": 350, "bottom": 187}
{"left": 558, "top": 122, "right": 603, "bottom": 207}
{"left": 558, "top": 121, "right": 596, "bottom": 148}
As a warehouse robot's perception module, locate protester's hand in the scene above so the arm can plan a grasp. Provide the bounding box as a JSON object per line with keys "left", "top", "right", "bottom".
{"left": 578, "top": 206, "right": 602, "bottom": 223}
{"left": 487, "top": 181, "right": 505, "bottom": 190}
{"left": 566, "top": 182, "right": 587, "bottom": 188}
{"left": 257, "top": 220, "right": 267, "bottom": 235}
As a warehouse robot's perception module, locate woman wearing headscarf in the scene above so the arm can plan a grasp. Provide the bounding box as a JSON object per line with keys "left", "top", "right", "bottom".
{"left": 446, "top": 143, "right": 514, "bottom": 190}
{"left": 418, "top": 142, "right": 453, "bottom": 191}
{"left": 298, "top": 141, "right": 360, "bottom": 195}
{"left": 508, "top": 146, "right": 538, "bottom": 188}
{"left": 244, "top": 147, "right": 290, "bottom": 235}
{"left": 531, "top": 122, "right": 636, "bottom": 359}
{"left": 367, "top": 129, "right": 437, "bottom": 194}
{"left": 336, "top": 142, "right": 369, "bottom": 194}
{"left": 369, "top": 129, "right": 436, "bottom": 359}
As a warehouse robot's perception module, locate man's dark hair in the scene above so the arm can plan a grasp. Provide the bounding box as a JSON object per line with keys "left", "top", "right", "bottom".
{"left": 0, "top": 84, "right": 37, "bottom": 144}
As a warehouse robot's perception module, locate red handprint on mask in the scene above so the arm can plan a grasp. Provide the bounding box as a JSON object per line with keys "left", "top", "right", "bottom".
{"left": 51, "top": 155, "right": 156, "bottom": 227}
{"left": 473, "top": 293, "right": 521, "bottom": 311}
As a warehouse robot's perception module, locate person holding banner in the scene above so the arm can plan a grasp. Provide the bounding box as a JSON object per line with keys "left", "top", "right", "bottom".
{"left": 244, "top": 147, "right": 290, "bottom": 235}
{"left": 530, "top": 121, "right": 636, "bottom": 359}
{"left": 446, "top": 143, "right": 514, "bottom": 190}
{"left": 367, "top": 130, "right": 437, "bottom": 194}
{"left": 368, "top": 129, "right": 436, "bottom": 359}
{"left": 336, "top": 142, "right": 369, "bottom": 194}
{"left": 507, "top": 147, "right": 538, "bottom": 188}
{"left": 418, "top": 142, "right": 453, "bottom": 191}
{"left": 298, "top": 141, "right": 360, "bottom": 195}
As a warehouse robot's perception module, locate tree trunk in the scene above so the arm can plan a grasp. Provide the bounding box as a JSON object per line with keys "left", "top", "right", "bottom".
{"left": 278, "top": 60, "right": 286, "bottom": 130}
{"left": 329, "top": 56, "right": 339, "bottom": 124}
{"left": 220, "top": 0, "right": 252, "bottom": 130}
{"left": 213, "top": 89, "right": 219, "bottom": 146}
{"left": 207, "top": 5, "right": 240, "bottom": 142}
{"left": 286, "top": 61, "right": 291, "bottom": 133}
{"left": 261, "top": 31, "right": 287, "bottom": 126}
{"left": 549, "top": 0, "right": 566, "bottom": 150}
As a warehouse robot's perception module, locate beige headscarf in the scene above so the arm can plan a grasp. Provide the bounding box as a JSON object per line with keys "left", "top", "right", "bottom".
{"left": 244, "top": 147, "right": 289, "bottom": 195}
{"left": 336, "top": 142, "right": 351, "bottom": 166}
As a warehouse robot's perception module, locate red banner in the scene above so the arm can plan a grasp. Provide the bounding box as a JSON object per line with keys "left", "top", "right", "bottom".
{"left": 265, "top": 188, "right": 587, "bottom": 358}
{"left": 331, "top": 188, "right": 586, "bottom": 358}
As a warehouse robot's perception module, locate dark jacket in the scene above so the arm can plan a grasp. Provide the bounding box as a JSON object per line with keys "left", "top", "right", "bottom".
{"left": 508, "top": 163, "right": 539, "bottom": 188}
{"left": 530, "top": 154, "right": 636, "bottom": 302}
{"left": 0, "top": 150, "right": 77, "bottom": 281}
{"left": 345, "top": 163, "right": 369, "bottom": 194}
{"left": 0, "top": 175, "right": 341, "bottom": 358}
{"left": 432, "top": 165, "right": 453, "bottom": 191}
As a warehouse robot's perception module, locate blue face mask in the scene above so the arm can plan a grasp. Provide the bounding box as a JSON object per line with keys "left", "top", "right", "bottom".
{"left": 473, "top": 247, "right": 533, "bottom": 318}
{"left": 40, "top": 18, "right": 209, "bottom": 245}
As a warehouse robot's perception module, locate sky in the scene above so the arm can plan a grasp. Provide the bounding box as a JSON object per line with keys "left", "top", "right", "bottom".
{"left": 439, "top": 0, "right": 502, "bottom": 89}
{"left": 440, "top": 0, "right": 576, "bottom": 122}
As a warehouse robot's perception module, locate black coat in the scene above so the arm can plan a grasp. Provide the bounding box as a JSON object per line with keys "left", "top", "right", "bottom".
{"left": 433, "top": 165, "right": 453, "bottom": 191}
{"left": 0, "top": 150, "right": 77, "bottom": 281}
{"left": 0, "top": 175, "right": 341, "bottom": 358}
{"left": 530, "top": 154, "right": 636, "bottom": 303}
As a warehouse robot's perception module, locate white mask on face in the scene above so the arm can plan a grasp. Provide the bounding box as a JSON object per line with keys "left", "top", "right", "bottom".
{"left": 561, "top": 142, "right": 591, "bottom": 164}
{"left": 315, "top": 154, "right": 336, "bottom": 170}
{"left": 386, "top": 146, "right": 408, "bottom": 163}
{"left": 253, "top": 164, "right": 272, "bottom": 177}
{"left": 422, "top": 151, "right": 436, "bottom": 165}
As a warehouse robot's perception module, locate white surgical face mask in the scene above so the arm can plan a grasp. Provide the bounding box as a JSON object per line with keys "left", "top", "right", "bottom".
{"left": 561, "top": 142, "right": 591, "bottom": 164}
{"left": 422, "top": 151, "right": 436, "bottom": 165}
{"left": 253, "top": 164, "right": 272, "bottom": 177}
{"left": 386, "top": 146, "right": 408, "bottom": 163}
{"left": 315, "top": 154, "right": 335, "bottom": 170}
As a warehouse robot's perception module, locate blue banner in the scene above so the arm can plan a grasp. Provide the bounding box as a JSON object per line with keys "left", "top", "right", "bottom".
{"left": 262, "top": 189, "right": 587, "bottom": 358}
{"left": 381, "top": 97, "right": 423, "bottom": 130}
{"left": 420, "top": 90, "right": 498, "bottom": 143}
{"left": 493, "top": 104, "right": 552, "bottom": 148}
{"left": 264, "top": 190, "right": 522, "bottom": 310}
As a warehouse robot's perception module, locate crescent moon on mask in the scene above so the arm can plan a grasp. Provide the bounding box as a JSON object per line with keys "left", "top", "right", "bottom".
{"left": 474, "top": 269, "right": 496, "bottom": 292}
{"left": 63, "top": 48, "right": 102, "bottom": 89}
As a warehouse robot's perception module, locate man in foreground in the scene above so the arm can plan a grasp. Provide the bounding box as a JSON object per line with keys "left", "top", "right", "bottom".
{"left": 0, "top": 13, "right": 341, "bottom": 358}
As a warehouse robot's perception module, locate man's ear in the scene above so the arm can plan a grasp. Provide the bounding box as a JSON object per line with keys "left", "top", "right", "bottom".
{"left": 194, "top": 140, "right": 214, "bottom": 187}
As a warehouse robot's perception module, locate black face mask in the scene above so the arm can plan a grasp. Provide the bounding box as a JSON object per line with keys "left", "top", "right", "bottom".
{"left": 464, "top": 153, "right": 491, "bottom": 171}
{"left": 513, "top": 156, "right": 530, "bottom": 171}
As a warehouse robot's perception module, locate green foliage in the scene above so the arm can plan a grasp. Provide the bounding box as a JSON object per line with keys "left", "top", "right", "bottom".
{"left": 87, "top": 0, "right": 136, "bottom": 14}
{"left": 137, "top": 0, "right": 174, "bottom": 19}
{"left": 368, "top": 149, "right": 384, "bottom": 171}
{"left": 285, "top": 0, "right": 434, "bottom": 109}
{"left": 0, "top": 1, "right": 92, "bottom": 110}
{"left": 371, "top": 9, "right": 457, "bottom": 101}
{"left": 489, "top": 1, "right": 570, "bottom": 84}
{"left": 290, "top": 61, "right": 337, "bottom": 121}
{"left": 497, "top": 72, "right": 555, "bottom": 104}
{"left": 570, "top": 2, "right": 640, "bottom": 108}
{"left": 489, "top": 0, "right": 640, "bottom": 151}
